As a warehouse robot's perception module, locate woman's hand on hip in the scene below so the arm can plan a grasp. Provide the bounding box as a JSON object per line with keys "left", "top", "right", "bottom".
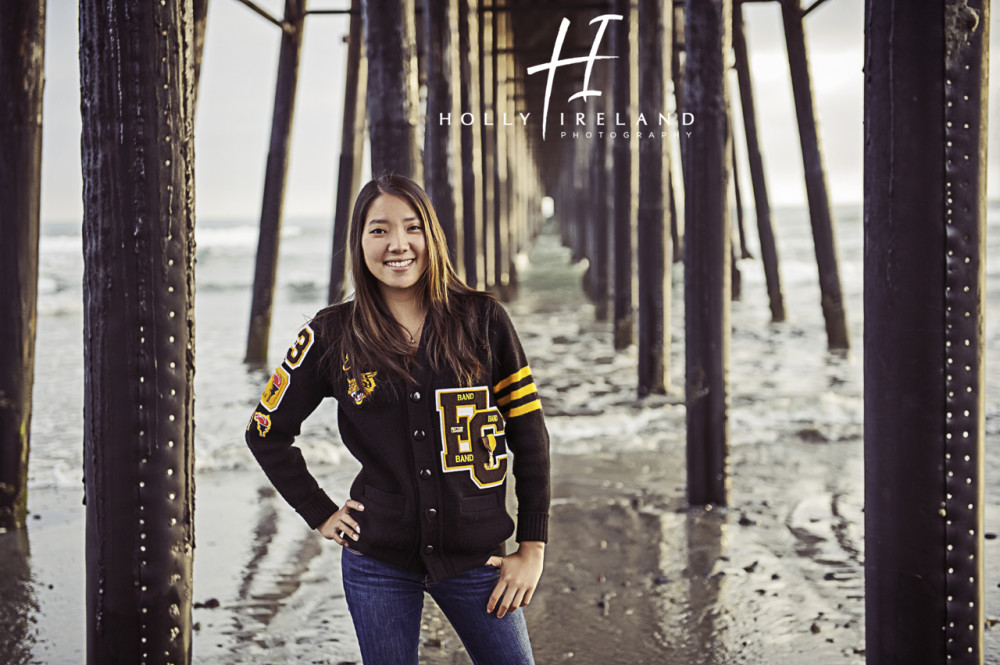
{"left": 486, "top": 541, "right": 545, "bottom": 618}
{"left": 318, "top": 499, "right": 365, "bottom": 547}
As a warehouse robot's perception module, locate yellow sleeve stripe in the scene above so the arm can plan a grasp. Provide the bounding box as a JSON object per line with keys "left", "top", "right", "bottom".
{"left": 496, "top": 383, "right": 537, "bottom": 407}
{"left": 505, "top": 399, "right": 542, "bottom": 419}
{"left": 494, "top": 365, "right": 532, "bottom": 392}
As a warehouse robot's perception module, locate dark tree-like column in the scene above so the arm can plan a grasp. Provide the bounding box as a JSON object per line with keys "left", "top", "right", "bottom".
{"left": 637, "top": 0, "right": 671, "bottom": 396}
{"left": 79, "top": 1, "right": 197, "bottom": 662}
{"left": 864, "top": 1, "right": 989, "bottom": 662}
{"left": 0, "top": 0, "right": 44, "bottom": 531}
{"left": 684, "top": 0, "right": 731, "bottom": 507}
{"left": 245, "top": 0, "right": 307, "bottom": 365}
{"left": 781, "top": 0, "right": 848, "bottom": 349}
{"left": 423, "top": 0, "right": 463, "bottom": 273}
{"left": 458, "top": 0, "right": 484, "bottom": 289}
{"left": 363, "top": 0, "right": 422, "bottom": 180}
{"left": 329, "top": 0, "right": 367, "bottom": 304}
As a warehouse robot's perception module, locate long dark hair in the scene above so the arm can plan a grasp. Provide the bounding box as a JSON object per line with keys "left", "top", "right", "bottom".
{"left": 319, "top": 174, "right": 490, "bottom": 393}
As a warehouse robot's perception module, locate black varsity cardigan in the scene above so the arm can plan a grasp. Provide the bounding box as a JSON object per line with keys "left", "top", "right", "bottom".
{"left": 245, "top": 293, "right": 551, "bottom": 582}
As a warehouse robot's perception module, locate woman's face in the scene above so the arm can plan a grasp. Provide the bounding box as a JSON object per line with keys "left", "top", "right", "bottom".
{"left": 361, "top": 193, "right": 429, "bottom": 297}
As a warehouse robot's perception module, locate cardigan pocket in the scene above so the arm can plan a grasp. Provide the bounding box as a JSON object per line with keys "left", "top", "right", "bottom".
{"left": 358, "top": 484, "right": 414, "bottom": 553}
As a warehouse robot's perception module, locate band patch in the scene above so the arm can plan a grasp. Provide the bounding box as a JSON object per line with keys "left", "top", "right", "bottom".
{"left": 249, "top": 411, "right": 272, "bottom": 437}
{"left": 285, "top": 325, "right": 315, "bottom": 369}
{"left": 260, "top": 366, "right": 291, "bottom": 412}
{"left": 435, "top": 387, "right": 508, "bottom": 489}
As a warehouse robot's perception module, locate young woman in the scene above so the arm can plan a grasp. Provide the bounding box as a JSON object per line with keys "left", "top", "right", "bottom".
{"left": 246, "top": 174, "right": 550, "bottom": 664}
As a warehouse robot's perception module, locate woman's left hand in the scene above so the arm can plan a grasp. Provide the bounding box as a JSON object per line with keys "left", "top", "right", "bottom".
{"left": 486, "top": 541, "right": 545, "bottom": 618}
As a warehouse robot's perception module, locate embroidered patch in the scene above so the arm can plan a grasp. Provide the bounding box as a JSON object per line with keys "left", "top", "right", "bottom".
{"left": 435, "top": 387, "right": 508, "bottom": 489}
{"left": 260, "top": 366, "right": 290, "bottom": 412}
{"left": 285, "top": 325, "right": 314, "bottom": 369}
{"left": 342, "top": 355, "right": 377, "bottom": 406}
{"left": 251, "top": 411, "right": 271, "bottom": 437}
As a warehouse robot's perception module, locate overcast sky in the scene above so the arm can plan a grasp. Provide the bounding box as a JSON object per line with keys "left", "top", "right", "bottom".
{"left": 40, "top": 0, "right": 999, "bottom": 223}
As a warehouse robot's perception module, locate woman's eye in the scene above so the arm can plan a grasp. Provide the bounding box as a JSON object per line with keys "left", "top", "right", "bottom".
{"left": 408, "top": 225, "right": 423, "bottom": 232}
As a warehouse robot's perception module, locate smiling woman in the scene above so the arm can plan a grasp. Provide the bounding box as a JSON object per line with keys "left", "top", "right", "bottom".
{"left": 245, "top": 173, "right": 552, "bottom": 664}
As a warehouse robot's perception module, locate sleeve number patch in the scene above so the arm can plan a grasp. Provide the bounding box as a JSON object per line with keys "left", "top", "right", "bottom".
{"left": 260, "top": 366, "right": 291, "bottom": 412}
{"left": 285, "top": 325, "right": 314, "bottom": 369}
{"left": 435, "top": 387, "right": 507, "bottom": 489}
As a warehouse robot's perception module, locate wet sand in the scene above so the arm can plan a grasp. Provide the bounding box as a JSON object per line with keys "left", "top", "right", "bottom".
{"left": 6, "top": 443, "right": 864, "bottom": 665}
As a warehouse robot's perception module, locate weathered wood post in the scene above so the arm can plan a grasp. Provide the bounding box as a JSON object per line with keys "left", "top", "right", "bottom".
{"left": 864, "top": 1, "right": 989, "bottom": 662}
{"left": 730, "top": 134, "right": 749, "bottom": 259}
{"left": 479, "top": 3, "right": 497, "bottom": 291}
{"left": 245, "top": 0, "right": 307, "bottom": 365}
{"left": 459, "top": 0, "right": 484, "bottom": 289}
{"left": 424, "top": 0, "right": 464, "bottom": 274}
{"left": 570, "top": 141, "right": 587, "bottom": 262}
{"left": 590, "top": 94, "right": 612, "bottom": 319}
{"left": 637, "top": 0, "right": 671, "bottom": 396}
{"left": 364, "top": 0, "right": 422, "bottom": 180}
{"left": 729, "top": 115, "right": 743, "bottom": 301}
{"left": 780, "top": 0, "right": 848, "bottom": 349}
{"left": 193, "top": 0, "right": 209, "bottom": 103}
{"left": 502, "top": 25, "right": 521, "bottom": 297}
{"left": 684, "top": 0, "right": 731, "bottom": 506}
{"left": 492, "top": 2, "right": 512, "bottom": 299}
{"left": 328, "top": 0, "right": 366, "bottom": 304}
{"left": 79, "top": 1, "right": 197, "bottom": 662}
{"left": 0, "top": 0, "right": 44, "bottom": 531}
{"left": 732, "top": 2, "right": 784, "bottom": 322}
{"left": 612, "top": 0, "right": 635, "bottom": 349}
{"left": 671, "top": 5, "right": 686, "bottom": 261}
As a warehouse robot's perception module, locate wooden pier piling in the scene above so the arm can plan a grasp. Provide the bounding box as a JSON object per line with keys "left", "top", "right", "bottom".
{"left": 637, "top": 0, "right": 671, "bottom": 396}
{"left": 684, "top": 0, "right": 731, "bottom": 507}
{"left": 0, "top": 0, "right": 44, "bottom": 531}
{"left": 364, "top": 0, "right": 422, "bottom": 180}
{"left": 612, "top": 0, "right": 636, "bottom": 350}
{"left": 459, "top": 0, "right": 485, "bottom": 289}
{"left": 480, "top": 4, "right": 497, "bottom": 291}
{"left": 864, "top": 1, "right": 989, "bottom": 662}
{"left": 780, "top": 0, "right": 848, "bottom": 349}
{"left": 245, "top": 0, "right": 307, "bottom": 365}
{"left": 423, "top": 0, "right": 464, "bottom": 275}
{"left": 492, "top": 3, "right": 513, "bottom": 298}
{"left": 79, "top": 1, "right": 197, "bottom": 661}
{"left": 732, "top": 2, "right": 785, "bottom": 322}
{"left": 328, "top": 0, "right": 366, "bottom": 305}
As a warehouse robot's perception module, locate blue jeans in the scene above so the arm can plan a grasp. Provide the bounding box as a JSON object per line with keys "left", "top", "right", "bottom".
{"left": 341, "top": 547, "right": 536, "bottom": 665}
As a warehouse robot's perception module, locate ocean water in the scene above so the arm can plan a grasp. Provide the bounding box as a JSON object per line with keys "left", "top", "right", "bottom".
{"left": 19, "top": 200, "right": 1000, "bottom": 663}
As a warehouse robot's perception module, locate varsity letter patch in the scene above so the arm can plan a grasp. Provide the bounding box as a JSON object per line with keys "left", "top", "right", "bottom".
{"left": 260, "top": 366, "right": 290, "bottom": 412}
{"left": 435, "top": 387, "right": 508, "bottom": 488}
{"left": 285, "top": 325, "right": 314, "bottom": 369}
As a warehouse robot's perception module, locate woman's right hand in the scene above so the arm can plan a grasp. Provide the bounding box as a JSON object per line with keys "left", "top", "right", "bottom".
{"left": 318, "top": 499, "right": 365, "bottom": 547}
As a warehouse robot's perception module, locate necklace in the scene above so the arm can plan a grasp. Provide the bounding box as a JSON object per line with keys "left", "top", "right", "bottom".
{"left": 400, "top": 318, "right": 424, "bottom": 345}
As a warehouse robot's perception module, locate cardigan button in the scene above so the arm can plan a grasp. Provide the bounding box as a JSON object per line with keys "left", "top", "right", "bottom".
{"left": 413, "top": 429, "right": 426, "bottom": 441}
{"left": 419, "top": 468, "right": 432, "bottom": 480}
{"left": 426, "top": 508, "right": 438, "bottom": 520}
{"left": 409, "top": 390, "right": 422, "bottom": 402}
{"left": 423, "top": 545, "right": 435, "bottom": 556}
